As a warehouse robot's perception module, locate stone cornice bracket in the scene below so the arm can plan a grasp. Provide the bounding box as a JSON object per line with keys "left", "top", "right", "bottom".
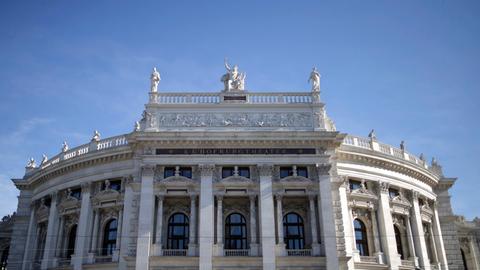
{"left": 141, "top": 164, "right": 155, "bottom": 177}
{"left": 257, "top": 164, "right": 274, "bottom": 177}
{"left": 378, "top": 181, "right": 389, "bottom": 194}
{"left": 199, "top": 164, "right": 215, "bottom": 177}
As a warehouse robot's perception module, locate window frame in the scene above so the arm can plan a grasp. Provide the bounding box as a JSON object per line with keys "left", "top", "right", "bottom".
{"left": 354, "top": 219, "right": 369, "bottom": 256}
{"left": 283, "top": 212, "right": 305, "bottom": 250}
{"left": 102, "top": 219, "right": 118, "bottom": 256}
{"left": 224, "top": 213, "right": 248, "bottom": 250}
{"left": 167, "top": 213, "right": 190, "bottom": 250}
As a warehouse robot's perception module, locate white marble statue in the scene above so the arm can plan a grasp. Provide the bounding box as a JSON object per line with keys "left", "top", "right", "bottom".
{"left": 308, "top": 67, "right": 321, "bottom": 92}
{"left": 92, "top": 130, "right": 101, "bottom": 141}
{"left": 104, "top": 179, "right": 111, "bottom": 190}
{"left": 221, "top": 58, "right": 246, "bottom": 91}
{"left": 368, "top": 129, "right": 377, "bottom": 141}
{"left": 150, "top": 67, "right": 161, "bottom": 92}
{"left": 134, "top": 121, "right": 140, "bottom": 132}
{"left": 40, "top": 154, "right": 48, "bottom": 165}
{"left": 62, "top": 141, "right": 69, "bottom": 152}
{"left": 26, "top": 158, "right": 36, "bottom": 168}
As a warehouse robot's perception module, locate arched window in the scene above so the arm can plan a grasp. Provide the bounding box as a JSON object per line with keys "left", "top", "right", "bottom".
{"left": 66, "top": 225, "right": 77, "bottom": 258}
{"left": 354, "top": 219, "right": 369, "bottom": 256}
{"left": 167, "top": 213, "right": 189, "bottom": 249}
{"left": 225, "top": 213, "right": 247, "bottom": 249}
{"left": 394, "top": 225, "right": 404, "bottom": 259}
{"left": 283, "top": 213, "right": 305, "bottom": 250}
{"left": 102, "top": 219, "right": 117, "bottom": 255}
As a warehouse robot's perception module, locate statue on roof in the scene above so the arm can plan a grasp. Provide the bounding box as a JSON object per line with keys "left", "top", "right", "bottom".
{"left": 221, "top": 58, "right": 246, "bottom": 91}
{"left": 150, "top": 67, "right": 161, "bottom": 92}
{"left": 40, "top": 154, "right": 48, "bottom": 165}
{"left": 62, "top": 141, "right": 69, "bottom": 152}
{"left": 26, "top": 158, "right": 36, "bottom": 168}
{"left": 92, "top": 130, "right": 101, "bottom": 142}
{"left": 308, "top": 67, "right": 321, "bottom": 92}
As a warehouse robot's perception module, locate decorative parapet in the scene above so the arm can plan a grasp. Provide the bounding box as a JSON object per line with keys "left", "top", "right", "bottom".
{"left": 147, "top": 91, "right": 314, "bottom": 105}
{"left": 24, "top": 134, "right": 128, "bottom": 177}
{"left": 342, "top": 135, "right": 430, "bottom": 171}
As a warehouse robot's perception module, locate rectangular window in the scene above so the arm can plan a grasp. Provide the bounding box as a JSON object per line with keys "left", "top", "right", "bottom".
{"left": 70, "top": 188, "right": 81, "bottom": 200}
{"left": 280, "top": 167, "right": 293, "bottom": 178}
{"left": 238, "top": 167, "right": 250, "bottom": 178}
{"left": 349, "top": 180, "right": 362, "bottom": 191}
{"left": 164, "top": 167, "right": 175, "bottom": 178}
{"left": 222, "top": 167, "right": 235, "bottom": 178}
{"left": 297, "top": 167, "right": 308, "bottom": 178}
{"left": 179, "top": 167, "right": 192, "bottom": 179}
{"left": 389, "top": 189, "right": 399, "bottom": 199}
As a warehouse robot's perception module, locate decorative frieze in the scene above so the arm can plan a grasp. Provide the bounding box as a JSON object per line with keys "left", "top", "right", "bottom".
{"left": 154, "top": 112, "right": 313, "bottom": 128}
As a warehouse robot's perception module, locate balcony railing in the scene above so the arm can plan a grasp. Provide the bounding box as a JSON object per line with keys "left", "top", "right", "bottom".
{"left": 342, "top": 135, "right": 429, "bottom": 171}
{"left": 360, "top": 256, "right": 378, "bottom": 263}
{"left": 286, "top": 249, "right": 312, "bottom": 256}
{"left": 224, "top": 249, "right": 250, "bottom": 256}
{"left": 162, "top": 249, "right": 187, "bottom": 256}
{"left": 401, "top": 259, "right": 415, "bottom": 267}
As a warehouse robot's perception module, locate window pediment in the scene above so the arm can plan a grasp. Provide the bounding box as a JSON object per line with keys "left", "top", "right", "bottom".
{"left": 222, "top": 175, "right": 252, "bottom": 183}
{"left": 279, "top": 175, "right": 311, "bottom": 183}
{"left": 349, "top": 187, "right": 377, "bottom": 202}
{"left": 92, "top": 189, "right": 122, "bottom": 204}
{"left": 161, "top": 175, "right": 195, "bottom": 186}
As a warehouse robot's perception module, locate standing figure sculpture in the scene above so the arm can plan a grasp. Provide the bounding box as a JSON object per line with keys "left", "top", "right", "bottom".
{"left": 308, "top": 67, "right": 321, "bottom": 92}
{"left": 221, "top": 58, "right": 246, "bottom": 91}
{"left": 150, "top": 67, "right": 161, "bottom": 92}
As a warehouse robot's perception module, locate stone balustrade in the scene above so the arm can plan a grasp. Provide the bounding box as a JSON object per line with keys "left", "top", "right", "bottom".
{"left": 149, "top": 91, "right": 314, "bottom": 104}
{"left": 224, "top": 249, "right": 250, "bottom": 257}
{"left": 342, "top": 135, "right": 429, "bottom": 170}
{"left": 162, "top": 249, "right": 187, "bottom": 256}
{"left": 286, "top": 249, "right": 312, "bottom": 257}
{"left": 36, "top": 134, "right": 128, "bottom": 172}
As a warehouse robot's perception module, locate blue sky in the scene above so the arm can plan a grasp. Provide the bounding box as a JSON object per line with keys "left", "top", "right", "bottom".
{"left": 0, "top": 1, "right": 478, "bottom": 219}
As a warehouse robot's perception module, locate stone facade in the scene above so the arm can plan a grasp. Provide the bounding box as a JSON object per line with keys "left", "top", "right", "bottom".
{"left": 2, "top": 69, "right": 479, "bottom": 270}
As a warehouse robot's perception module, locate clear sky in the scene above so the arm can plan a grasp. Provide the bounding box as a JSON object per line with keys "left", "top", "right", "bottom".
{"left": 0, "top": 1, "right": 478, "bottom": 219}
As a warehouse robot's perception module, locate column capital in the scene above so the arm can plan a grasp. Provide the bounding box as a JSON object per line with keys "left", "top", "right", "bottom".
{"left": 217, "top": 195, "right": 223, "bottom": 202}
{"left": 316, "top": 163, "right": 332, "bottom": 176}
{"left": 249, "top": 195, "right": 256, "bottom": 202}
{"left": 81, "top": 182, "right": 91, "bottom": 193}
{"left": 190, "top": 194, "right": 197, "bottom": 202}
{"left": 199, "top": 164, "right": 215, "bottom": 177}
{"left": 141, "top": 164, "right": 155, "bottom": 176}
{"left": 411, "top": 190, "right": 419, "bottom": 201}
{"left": 257, "top": 164, "right": 274, "bottom": 177}
{"left": 276, "top": 194, "right": 283, "bottom": 201}
{"left": 157, "top": 194, "right": 164, "bottom": 201}
{"left": 378, "top": 181, "right": 389, "bottom": 194}
{"left": 308, "top": 194, "right": 317, "bottom": 201}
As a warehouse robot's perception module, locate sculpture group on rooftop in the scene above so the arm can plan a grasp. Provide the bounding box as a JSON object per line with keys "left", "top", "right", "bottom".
{"left": 221, "top": 58, "right": 246, "bottom": 91}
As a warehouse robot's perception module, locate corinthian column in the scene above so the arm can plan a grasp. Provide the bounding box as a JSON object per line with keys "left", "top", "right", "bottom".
{"left": 135, "top": 165, "right": 155, "bottom": 270}
{"left": 42, "top": 192, "right": 59, "bottom": 270}
{"left": 377, "top": 181, "right": 401, "bottom": 269}
{"left": 154, "top": 195, "right": 164, "bottom": 256}
{"left": 258, "top": 164, "right": 276, "bottom": 270}
{"left": 249, "top": 195, "right": 259, "bottom": 256}
{"left": 188, "top": 195, "right": 197, "bottom": 256}
{"left": 216, "top": 195, "right": 224, "bottom": 256}
{"left": 309, "top": 195, "right": 320, "bottom": 256}
{"left": 410, "top": 191, "right": 430, "bottom": 270}
{"left": 198, "top": 164, "right": 215, "bottom": 270}
{"left": 72, "top": 183, "right": 93, "bottom": 270}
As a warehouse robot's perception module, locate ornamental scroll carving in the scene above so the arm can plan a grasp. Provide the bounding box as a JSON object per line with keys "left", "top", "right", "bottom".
{"left": 155, "top": 112, "right": 312, "bottom": 128}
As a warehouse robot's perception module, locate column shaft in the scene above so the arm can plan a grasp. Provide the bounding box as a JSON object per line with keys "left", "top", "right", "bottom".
{"left": 410, "top": 191, "right": 431, "bottom": 269}
{"left": 22, "top": 206, "right": 37, "bottom": 270}
{"left": 258, "top": 164, "right": 277, "bottom": 270}
{"left": 199, "top": 164, "right": 215, "bottom": 270}
{"left": 155, "top": 195, "right": 164, "bottom": 254}
{"left": 188, "top": 195, "right": 198, "bottom": 256}
{"left": 73, "top": 184, "right": 93, "bottom": 270}
{"left": 405, "top": 216, "right": 417, "bottom": 262}
{"left": 90, "top": 210, "right": 99, "bottom": 253}
{"left": 276, "top": 196, "right": 284, "bottom": 244}
{"left": 216, "top": 196, "right": 223, "bottom": 245}
{"left": 119, "top": 179, "right": 134, "bottom": 270}
{"left": 432, "top": 204, "right": 449, "bottom": 270}
{"left": 116, "top": 209, "right": 123, "bottom": 250}
{"left": 55, "top": 216, "right": 65, "bottom": 257}
{"left": 249, "top": 196, "right": 257, "bottom": 244}
{"left": 42, "top": 193, "right": 59, "bottom": 270}
{"left": 135, "top": 165, "right": 155, "bottom": 270}
{"left": 377, "top": 182, "right": 401, "bottom": 269}
{"left": 370, "top": 208, "right": 383, "bottom": 260}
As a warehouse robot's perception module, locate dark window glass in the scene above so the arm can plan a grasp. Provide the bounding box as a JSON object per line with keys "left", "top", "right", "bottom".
{"left": 238, "top": 167, "right": 250, "bottom": 178}
{"left": 389, "top": 189, "right": 399, "bottom": 199}
{"left": 349, "top": 180, "right": 362, "bottom": 191}
{"left": 67, "top": 225, "right": 77, "bottom": 258}
{"left": 102, "top": 219, "right": 117, "bottom": 255}
{"left": 283, "top": 213, "right": 305, "bottom": 250}
{"left": 167, "top": 213, "right": 189, "bottom": 249}
{"left": 222, "top": 167, "right": 235, "bottom": 178}
{"left": 394, "top": 225, "right": 404, "bottom": 259}
{"left": 164, "top": 167, "right": 175, "bottom": 178}
{"left": 179, "top": 167, "right": 192, "bottom": 179}
{"left": 102, "top": 180, "right": 121, "bottom": 191}
{"left": 70, "top": 188, "right": 81, "bottom": 200}
{"left": 354, "top": 219, "right": 369, "bottom": 256}
{"left": 0, "top": 245, "right": 9, "bottom": 269}
{"left": 225, "top": 213, "right": 247, "bottom": 249}
{"left": 297, "top": 167, "right": 308, "bottom": 178}
{"left": 280, "top": 167, "right": 293, "bottom": 178}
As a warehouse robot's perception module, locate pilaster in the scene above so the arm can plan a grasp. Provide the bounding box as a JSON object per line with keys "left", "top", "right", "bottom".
{"left": 135, "top": 165, "right": 155, "bottom": 270}
{"left": 119, "top": 177, "right": 135, "bottom": 270}
{"left": 249, "top": 195, "right": 259, "bottom": 256}
{"left": 154, "top": 195, "right": 164, "bottom": 256}
{"left": 215, "top": 195, "right": 224, "bottom": 256}
{"left": 258, "top": 164, "right": 276, "bottom": 270}
{"left": 432, "top": 202, "right": 449, "bottom": 270}
{"left": 309, "top": 195, "right": 321, "bottom": 256}
{"left": 188, "top": 195, "right": 198, "bottom": 256}
{"left": 199, "top": 164, "right": 215, "bottom": 270}
{"left": 331, "top": 173, "right": 351, "bottom": 269}
{"left": 21, "top": 197, "right": 36, "bottom": 270}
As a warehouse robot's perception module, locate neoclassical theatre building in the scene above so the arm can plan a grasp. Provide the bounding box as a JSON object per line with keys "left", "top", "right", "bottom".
{"left": 5, "top": 63, "right": 480, "bottom": 270}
